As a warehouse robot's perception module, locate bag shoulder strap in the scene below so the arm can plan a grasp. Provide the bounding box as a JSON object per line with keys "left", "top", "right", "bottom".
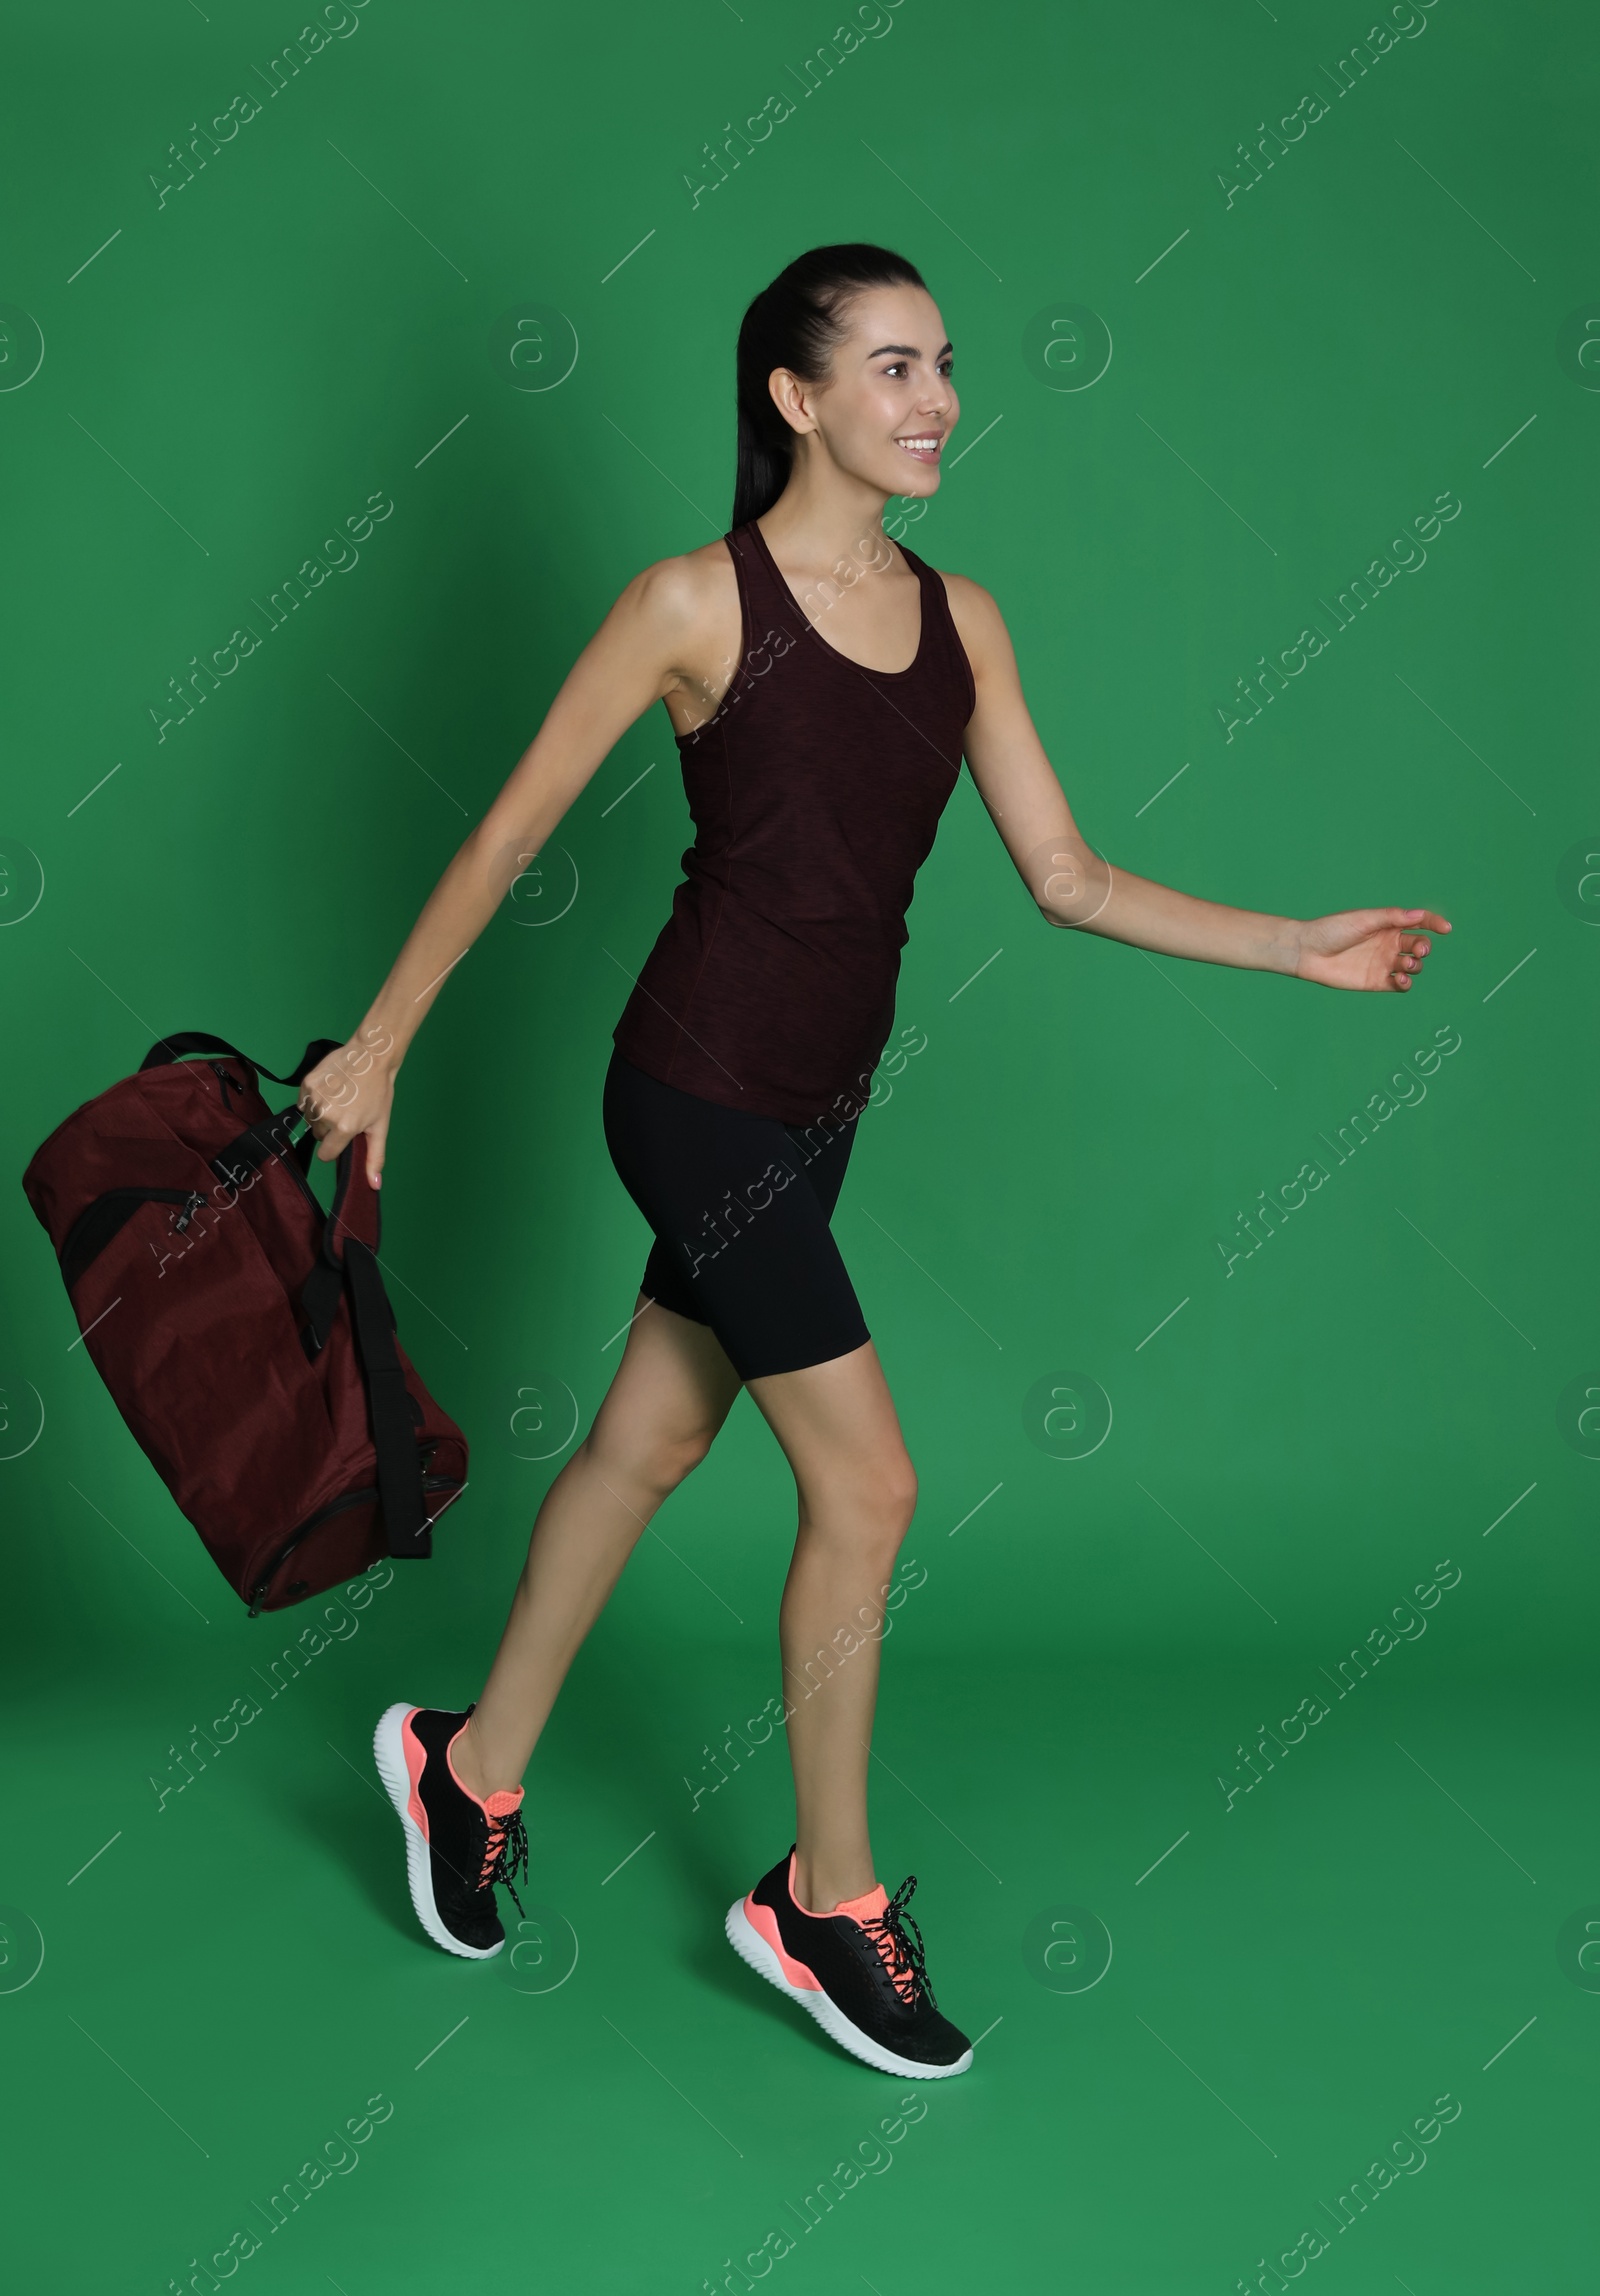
{"left": 139, "top": 1030, "right": 341, "bottom": 1084}
{"left": 303, "top": 1133, "right": 428, "bottom": 1561}
{"left": 344, "top": 1239, "right": 430, "bottom": 1560}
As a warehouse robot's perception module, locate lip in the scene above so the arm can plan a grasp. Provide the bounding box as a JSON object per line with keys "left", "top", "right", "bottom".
{"left": 894, "top": 432, "right": 944, "bottom": 463}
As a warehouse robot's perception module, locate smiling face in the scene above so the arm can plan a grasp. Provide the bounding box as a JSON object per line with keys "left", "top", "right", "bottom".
{"left": 771, "top": 282, "right": 958, "bottom": 502}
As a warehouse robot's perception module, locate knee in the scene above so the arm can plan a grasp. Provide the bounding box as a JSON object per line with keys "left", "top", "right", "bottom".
{"left": 807, "top": 1454, "right": 918, "bottom": 1564}
{"left": 591, "top": 1423, "right": 715, "bottom": 1504}
{"left": 654, "top": 1427, "right": 717, "bottom": 1494}
{"left": 877, "top": 1459, "right": 918, "bottom": 1541}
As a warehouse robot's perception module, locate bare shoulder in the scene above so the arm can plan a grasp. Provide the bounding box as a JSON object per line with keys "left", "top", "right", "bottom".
{"left": 619, "top": 538, "right": 736, "bottom": 638}
{"left": 935, "top": 569, "right": 1014, "bottom": 667}
{"left": 602, "top": 538, "right": 742, "bottom": 718}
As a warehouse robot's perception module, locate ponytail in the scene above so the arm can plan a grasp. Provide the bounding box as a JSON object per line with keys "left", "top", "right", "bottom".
{"left": 732, "top": 243, "right": 925, "bottom": 528}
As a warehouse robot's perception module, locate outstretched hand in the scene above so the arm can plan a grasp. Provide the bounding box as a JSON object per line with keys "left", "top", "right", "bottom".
{"left": 1294, "top": 907, "right": 1451, "bottom": 992}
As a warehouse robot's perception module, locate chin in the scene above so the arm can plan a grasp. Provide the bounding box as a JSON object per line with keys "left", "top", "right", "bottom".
{"left": 883, "top": 461, "right": 942, "bottom": 498}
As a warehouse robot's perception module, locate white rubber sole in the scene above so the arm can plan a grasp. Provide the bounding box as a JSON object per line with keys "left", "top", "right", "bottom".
{"left": 373, "top": 1702, "right": 502, "bottom": 1961}
{"left": 724, "top": 1899, "right": 972, "bottom": 2078}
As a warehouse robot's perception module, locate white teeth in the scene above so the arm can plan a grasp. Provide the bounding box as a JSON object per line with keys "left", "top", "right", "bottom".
{"left": 897, "top": 436, "right": 940, "bottom": 449}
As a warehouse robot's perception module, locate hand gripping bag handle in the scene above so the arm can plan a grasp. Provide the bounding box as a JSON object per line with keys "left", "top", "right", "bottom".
{"left": 148, "top": 1030, "right": 345, "bottom": 1188}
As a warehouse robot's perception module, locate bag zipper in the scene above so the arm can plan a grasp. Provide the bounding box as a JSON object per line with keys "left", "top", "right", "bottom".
{"left": 247, "top": 1472, "right": 461, "bottom": 1614}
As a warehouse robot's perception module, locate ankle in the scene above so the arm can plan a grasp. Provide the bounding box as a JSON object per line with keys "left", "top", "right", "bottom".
{"left": 450, "top": 1716, "right": 518, "bottom": 1805}
{"left": 792, "top": 1854, "right": 875, "bottom": 1915}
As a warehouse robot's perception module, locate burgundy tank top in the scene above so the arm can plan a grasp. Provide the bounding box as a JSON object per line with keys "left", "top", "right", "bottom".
{"left": 611, "top": 519, "right": 976, "bottom": 1126}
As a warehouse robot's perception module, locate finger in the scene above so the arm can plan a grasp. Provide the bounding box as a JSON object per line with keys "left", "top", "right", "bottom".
{"left": 1376, "top": 908, "right": 1450, "bottom": 943}
{"left": 306, "top": 1058, "right": 355, "bottom": 1109}
{"left": 366, "top": 1114, "right": 390, "bottom": 1191}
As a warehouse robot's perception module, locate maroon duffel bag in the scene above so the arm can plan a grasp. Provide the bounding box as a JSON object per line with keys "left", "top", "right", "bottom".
{"left": 21, "top": 1029, "right": 467, "bottom": 1612}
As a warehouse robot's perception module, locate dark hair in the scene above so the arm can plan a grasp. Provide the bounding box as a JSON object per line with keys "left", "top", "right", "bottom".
{"left": 733, "top": 243, "right": 926, "bottom": 528}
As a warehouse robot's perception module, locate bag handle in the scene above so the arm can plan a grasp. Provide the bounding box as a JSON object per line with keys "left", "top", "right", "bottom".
{"left": 203, "top": 1029, "right": 386, "bottom": 1194}
{"left": 139, "top": 1030, "right": 341, "bottom": 1084}
{"left": 148, "top": 1030, "right": 340, "bottom": 1181}
{"left": 208, "top": 1072, "right": 383, "bottom": 1345}
{"left": 211, "top": 1104, "right": 315, "bottom": 1192}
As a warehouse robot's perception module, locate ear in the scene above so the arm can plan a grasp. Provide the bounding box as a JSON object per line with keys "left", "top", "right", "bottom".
{"left": 768, "top": 365, "right": 820, "bottom": 437}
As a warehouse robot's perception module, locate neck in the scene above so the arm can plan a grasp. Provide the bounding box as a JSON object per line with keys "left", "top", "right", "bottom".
{"left": 756, "top": 452, "right": 893, "bottom": 575}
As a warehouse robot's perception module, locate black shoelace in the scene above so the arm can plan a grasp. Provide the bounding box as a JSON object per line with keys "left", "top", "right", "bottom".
{"left": 479, "top": 1806, "right": 530, "bottom": 1920}
{"left": 861, "top": 1874, "right": 935, "bottom": 2010}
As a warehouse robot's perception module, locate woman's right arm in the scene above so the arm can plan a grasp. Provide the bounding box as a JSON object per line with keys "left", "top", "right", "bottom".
{"left": 298, "top": 555, "right": 708, "bottom": 1182}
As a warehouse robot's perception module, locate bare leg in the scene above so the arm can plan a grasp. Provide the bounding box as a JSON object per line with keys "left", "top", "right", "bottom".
{"left": 453, "top": 1298, "right": 742, "bottom": 1799}
{"left": 745, "top": 1339, "right": 917, "bottom": 1917}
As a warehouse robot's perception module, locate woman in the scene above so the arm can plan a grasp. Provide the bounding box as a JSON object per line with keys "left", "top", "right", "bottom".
{"left": 300, "top": 243, "right": 1448, "bottom": 2082}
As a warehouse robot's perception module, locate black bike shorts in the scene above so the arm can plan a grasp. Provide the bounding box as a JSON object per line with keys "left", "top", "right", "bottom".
{"left": 601, "top": 1051, "right": 871, "bottom": 1381}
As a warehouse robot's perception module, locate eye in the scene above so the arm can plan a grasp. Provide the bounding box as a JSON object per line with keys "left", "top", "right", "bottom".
{"left": 881, "top": 361, "right": 909, "bottom": 378}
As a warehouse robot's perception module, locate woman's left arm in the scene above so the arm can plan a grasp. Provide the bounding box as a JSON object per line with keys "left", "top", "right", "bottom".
{"left": 944, "top": 575, "right": 1450, "bottom": 993}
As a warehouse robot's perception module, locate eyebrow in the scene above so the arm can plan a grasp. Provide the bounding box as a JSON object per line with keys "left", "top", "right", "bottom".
{"left": 866, "top": 341, "right": 954, "bottom": 360}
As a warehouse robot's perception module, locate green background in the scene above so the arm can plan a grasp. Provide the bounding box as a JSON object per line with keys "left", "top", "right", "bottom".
{"left": 2, "top": 0, "right": 1594, "bottom": 2287}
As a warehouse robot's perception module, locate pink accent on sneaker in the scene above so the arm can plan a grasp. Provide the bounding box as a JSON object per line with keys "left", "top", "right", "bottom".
{"left": 444, "top": 1721, "right": 525, "bottom": 1815}
{"left": 787, "top": 1851, "right": 886, "bottom": 1923}
{"left": 745, "top": 1895, "right": 822, "bottom": 1990}
{"left": 400, "top": 1708, "right": 429, "bottom": 1837}
{"left": 444, "top": 1720, "right": 525, "bottom": 1888}
{"left": 828, "top": 1882, "right": 889, "bottom": 1923}
{"left": 791, "top": 1855, "right": 903, "bottom": 1988}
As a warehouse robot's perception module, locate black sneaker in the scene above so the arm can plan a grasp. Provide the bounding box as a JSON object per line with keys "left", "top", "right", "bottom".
{"left": 373, "top": 1702, "right": 528, "bottom": 1959}
{"left": 726, "top": 1849, "right": 972, "bottom": 2077}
